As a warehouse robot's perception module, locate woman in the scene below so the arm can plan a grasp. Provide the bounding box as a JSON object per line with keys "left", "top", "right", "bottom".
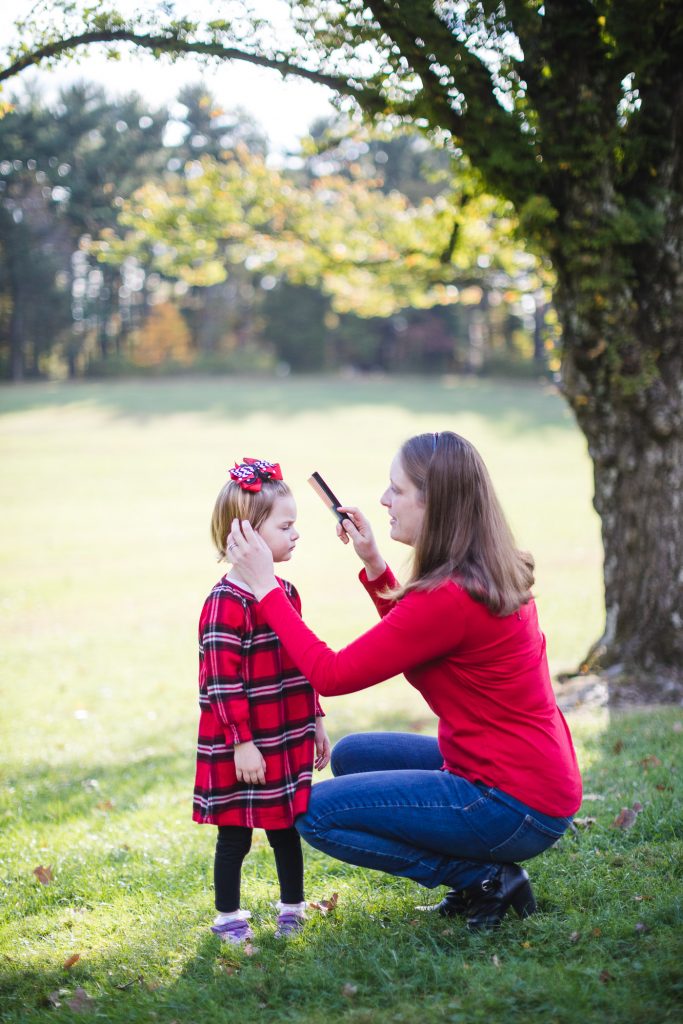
{"left": 227, "top": 432, "right": 582, "bottom": 930}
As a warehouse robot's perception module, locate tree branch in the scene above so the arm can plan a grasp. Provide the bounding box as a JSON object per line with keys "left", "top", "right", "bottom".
{"left": 364, "top": 0, "right": 541, "bottom": 205}
{"left": 0, "top": 27, "right": 374, "bottom": 102}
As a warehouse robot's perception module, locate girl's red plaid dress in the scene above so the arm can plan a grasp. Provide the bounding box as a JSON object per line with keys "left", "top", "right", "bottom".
{"left": 193, "top": 576, "right": 323, "bottom": 829}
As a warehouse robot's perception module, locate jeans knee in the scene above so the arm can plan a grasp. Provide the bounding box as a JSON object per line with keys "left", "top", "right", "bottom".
{"left": 330, "top": 733, "right": 358, "bottom": 777}
{"left": 295, "top": 810, "right": 316, "bottom": 842}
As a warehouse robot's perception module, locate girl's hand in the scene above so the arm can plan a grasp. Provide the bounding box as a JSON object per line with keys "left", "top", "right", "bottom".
{"left": 234, "top": 740, "right": 267, "bottom": 785}
{"left": 228, "top": 519, "right": 279, "bottom": 600}
{"left": 336, "top": 506, "right": 386, "bottom": 580}
{"left": 314, "top": 718, "right": 331, "bottom": 771}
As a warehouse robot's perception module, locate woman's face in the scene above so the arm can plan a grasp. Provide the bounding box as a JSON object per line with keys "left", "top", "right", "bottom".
{"left": 380, "top": 453, "right": 425, "bottom": 546}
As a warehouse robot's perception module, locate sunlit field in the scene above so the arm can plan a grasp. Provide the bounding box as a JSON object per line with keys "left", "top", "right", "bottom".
{"left": 1, "top": 376, "right": 679, "bottom": 1024}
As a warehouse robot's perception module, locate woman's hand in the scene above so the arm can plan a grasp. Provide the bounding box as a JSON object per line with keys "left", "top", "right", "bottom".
{"left": 314, "top": 718, "right": 331, "bottom": 771}
{"left": 228, "top": 519, "right": 279, "bottom": 600}
{"left": 336, "top": 507, "right": 386, "bottom": 581}
{"left": 234, "top": 740, "right": 266, "bottom": 785}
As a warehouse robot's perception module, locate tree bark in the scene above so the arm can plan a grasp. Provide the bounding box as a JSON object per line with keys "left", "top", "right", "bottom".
{"left": 557, "top": 274, "right": 683, "bottom": 702}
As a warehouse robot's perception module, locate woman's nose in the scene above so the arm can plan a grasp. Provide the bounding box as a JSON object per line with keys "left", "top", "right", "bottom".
{"left": 380, "top": 488, "right": 390, "bottom": 507}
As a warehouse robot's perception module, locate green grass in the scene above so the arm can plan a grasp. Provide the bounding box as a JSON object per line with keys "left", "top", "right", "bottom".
{"left": 1, "top": 375, "right": 680, "bottom": 1023}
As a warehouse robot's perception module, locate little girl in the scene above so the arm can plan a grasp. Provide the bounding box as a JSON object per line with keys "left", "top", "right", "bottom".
{"left": 193, "top": 457, "right": 330, "bottom": 943}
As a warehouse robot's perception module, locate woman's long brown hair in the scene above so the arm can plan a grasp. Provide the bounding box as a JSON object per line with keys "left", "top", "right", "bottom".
{"left": 393, "top": 432, "right": 534, "bottom": 615}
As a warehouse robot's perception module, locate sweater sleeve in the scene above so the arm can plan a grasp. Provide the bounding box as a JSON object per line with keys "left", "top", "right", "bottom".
{"left": 200, "top": 590, "right": 253, "bottom": 745}
{"left": 287, "top": 581, "right": 324, "bottom": 718}
{"left": 359, "top": 564, "right": 399, "bottom": 618}
{"left": 256, "top": 581, "right": 467, "bottom": 697}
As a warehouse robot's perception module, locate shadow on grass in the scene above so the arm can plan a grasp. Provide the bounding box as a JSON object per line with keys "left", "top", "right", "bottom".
{"left": 2, "top": 750, "right": 193, "bottom": 827}
{"left": 0, "top": 374, "right": 574, "bottom": 436}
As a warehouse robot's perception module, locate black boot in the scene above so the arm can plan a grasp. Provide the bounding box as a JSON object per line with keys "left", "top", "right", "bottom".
{"left": 416, "top": 888, "right": 468, "bottom": 917}
{"left": 462, "top": 864, "right": 537, "bottom": 930}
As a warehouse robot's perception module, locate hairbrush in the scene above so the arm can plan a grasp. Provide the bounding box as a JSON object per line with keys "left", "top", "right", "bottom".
{"left": 308, "top": 471, "right": 347, "bottom": 525}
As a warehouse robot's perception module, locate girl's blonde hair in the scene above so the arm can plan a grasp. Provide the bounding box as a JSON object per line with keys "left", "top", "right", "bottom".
{"left": 211, "top": 478, "right": 291, "bottom": 561}
{"left": 392, "top": 431, "right": 534, "bottom": 616}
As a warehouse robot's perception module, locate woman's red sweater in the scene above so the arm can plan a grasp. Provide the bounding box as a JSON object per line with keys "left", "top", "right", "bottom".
{"left": 257, "top": 565, "right": 582, "bottom": 817}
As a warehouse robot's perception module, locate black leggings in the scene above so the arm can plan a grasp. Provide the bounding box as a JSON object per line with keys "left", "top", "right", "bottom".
{"left": 214, "top": 825, "right": 304, "bottom": 912}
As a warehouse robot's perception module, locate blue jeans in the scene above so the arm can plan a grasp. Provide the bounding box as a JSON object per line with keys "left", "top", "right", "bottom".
{"left": 296, "top": 733, "right": 571, "bottom": 891}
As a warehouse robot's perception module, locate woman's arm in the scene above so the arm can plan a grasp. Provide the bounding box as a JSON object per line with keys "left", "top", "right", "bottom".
{"left": 256, "top": 581, "right": 467, "bottom": 697}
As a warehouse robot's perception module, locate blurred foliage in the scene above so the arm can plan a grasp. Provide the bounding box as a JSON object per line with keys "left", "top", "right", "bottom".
{"left": 0, "top": 85, "right": 552, "bottom": 380}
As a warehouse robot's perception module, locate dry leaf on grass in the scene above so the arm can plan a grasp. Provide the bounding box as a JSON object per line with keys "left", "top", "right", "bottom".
{"left": 573, "top": 816, "right": 597, "bottom": 828}
{"left": 491, "top": 954, "right": 501, "bottom": 968}
{"left": 33, "top": 865, "right": 54, "bottom": 885}
{"left": 66, "top": 987, "right": 95, "bottom": 1012}
{"left": 569, "top": 931, "right": 581, "bottom": 943}
{"left": 599, "top": 970, "right": 614, "bottom": 984}
{"left": 63, "top": 954, "right": 81, "bottom": 970}
{"left": 341, "top": 983, "right": 358, "bottom": 998}
{"left": 308, "top": 892, "right": 339, "bottom": 915}
{"left": 639, "top": 755, "right": 662, "bottom": 769}
{"left": 96, "top": 800, "right": 114, "bottom": 812}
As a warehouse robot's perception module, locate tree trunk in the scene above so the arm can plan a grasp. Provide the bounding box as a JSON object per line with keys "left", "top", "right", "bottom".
{"left": 557, "top": 282, "right": 683, "bottom": 703}
{"left": 9, "top": 295, "right": 25, "bottom": 381}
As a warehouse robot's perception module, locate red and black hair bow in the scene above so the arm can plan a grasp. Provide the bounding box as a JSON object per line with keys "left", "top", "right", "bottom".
{"left": 229, "top": 457, "right": 283, "bottom": 492}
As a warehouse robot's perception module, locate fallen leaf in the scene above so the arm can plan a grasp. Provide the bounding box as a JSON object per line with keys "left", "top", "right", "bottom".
{"left": 491, "top": 954, "right": 501, "bottom": 968}
{"left": 634, "top": 922, "right": 650, "bottom": 934}
{"left": 521, "top": 941, "right": 532, "bottom": 949}
{"left": 308, "top": 892, "right": 339, "bottom": 915}
{"left": 66, "top": 987, "right": 95, "bottom": 1013}
{"left": 592, "top": 927, "right": 602, "bottom": 938}
{"left": 63, "top": 954, "right": 81, "bottom": 970}
{"left": 569, "top": 931, "right": 581, "bottom": 943}
{"left": 633, "top": 894, "right": 653, "bottom": 902}
{"left": 342, "top": 983, "right": 358, "bottom": 998}
{"left": 221, "top": 964, "right": 238, "bottom": 975}
{"left": 33, "top": 865, "right": 54, "bottom": 885}
{"left": 441, "top": 927, "right": 454, "bottom": 936}
{"left": 96, "top": 800, "right": 114, "bottom": 813}
{"left": 640, "top": 755, "right": 662, "bottom": 769}
{"left": 243, "top": 941, "right": 259, "bottom": 957}
{"left": 612, "top": 739, "right": 624, "bottom": 754}
{"left": 599, "top": 970, "right": 614, "bottom": 984}
{"left": 573, "top": 816, "right": 597, "bottom": 828}
{"left": 81, "top": 778, "right": 98, "bottom": 790}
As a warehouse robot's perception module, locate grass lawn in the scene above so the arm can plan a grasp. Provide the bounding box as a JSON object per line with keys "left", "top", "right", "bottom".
{"left": 0, "top": 375, "right": 680, "bottom": 1023}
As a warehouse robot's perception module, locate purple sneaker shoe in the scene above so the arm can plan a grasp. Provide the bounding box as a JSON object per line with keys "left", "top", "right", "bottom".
{"left": 211, "top": 917, "right": 254, "bottom": 945}
{"left": 274, "top": 911, "right": 305, "bottom": 938}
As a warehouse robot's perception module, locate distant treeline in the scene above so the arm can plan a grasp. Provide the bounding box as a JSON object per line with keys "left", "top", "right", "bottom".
{"left": 0, "top": 82, "right": 557, "bottom": 381}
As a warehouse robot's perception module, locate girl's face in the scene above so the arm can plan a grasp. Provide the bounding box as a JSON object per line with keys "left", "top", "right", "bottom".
{"left": 257, "top": 494, "right": 300, "bottom": 562}
{"left": 380, "top": 453, "right": 425, "bottom": 546}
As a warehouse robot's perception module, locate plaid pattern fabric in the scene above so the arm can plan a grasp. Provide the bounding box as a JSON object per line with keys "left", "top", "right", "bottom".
{"left": 193, "top": 576, "right": 323, "bottom": 828}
